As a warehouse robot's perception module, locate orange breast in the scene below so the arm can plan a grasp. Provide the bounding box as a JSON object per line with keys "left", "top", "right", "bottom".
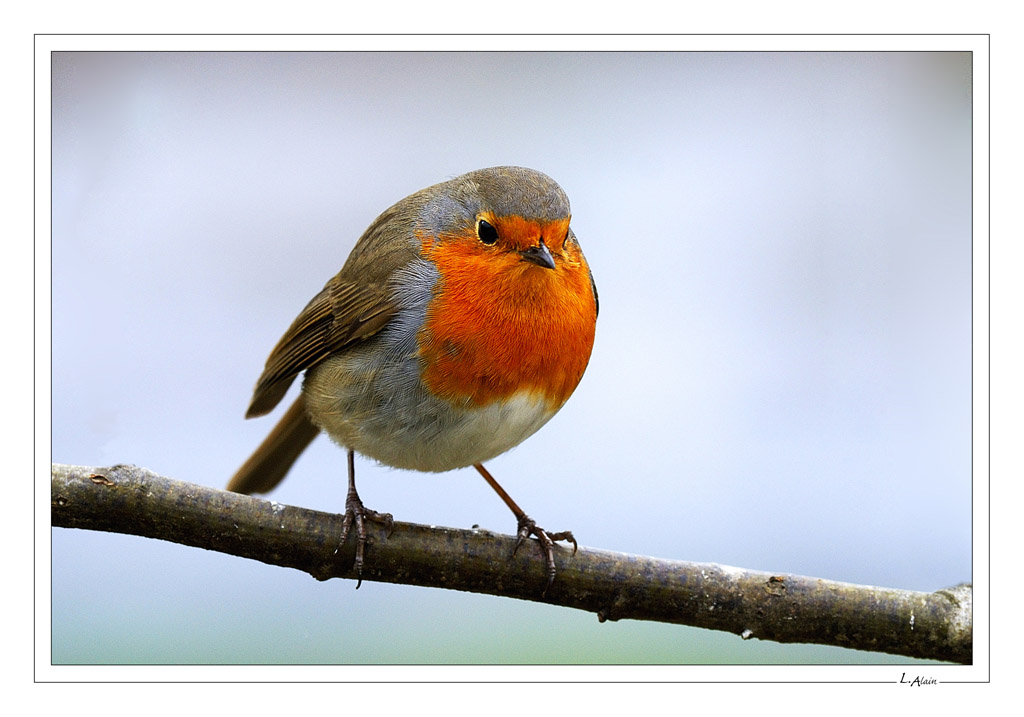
{"left": 416, "top": 222, "right": 597, "bottom": 410}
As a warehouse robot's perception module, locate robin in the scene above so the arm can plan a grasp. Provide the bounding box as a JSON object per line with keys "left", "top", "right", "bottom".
{"left": 227, "top": 166, "right": 598, "bottom": 593}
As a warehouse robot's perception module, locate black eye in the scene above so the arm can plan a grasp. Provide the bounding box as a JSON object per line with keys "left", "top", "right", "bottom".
{"left": 477, "top": 219, "right": 498, "bottom": 245}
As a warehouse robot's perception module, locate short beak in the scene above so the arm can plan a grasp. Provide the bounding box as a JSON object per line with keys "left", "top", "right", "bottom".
{"left": 519, "top": 239, "right": 556, "bottom": 270}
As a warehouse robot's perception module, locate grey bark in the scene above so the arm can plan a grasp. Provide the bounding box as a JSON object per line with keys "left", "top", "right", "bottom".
{"left": 50, "top": 463, "right": 972, "bottom": 664}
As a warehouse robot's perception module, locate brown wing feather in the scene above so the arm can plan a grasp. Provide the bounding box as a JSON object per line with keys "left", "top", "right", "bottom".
{"left": 244, "top": 199, "right": 425, "bottom": 418}
{"left": 245, "top": 280, "right": 396, "bottom": 417}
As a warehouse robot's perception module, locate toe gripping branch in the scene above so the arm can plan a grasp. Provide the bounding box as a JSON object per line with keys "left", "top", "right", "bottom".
{"left": 476, "top": 463, "right": 577, "bottom": 596}
{"left": 339, "top": 450, "right": 393, "bottom": 588}
{"left": 337, "top": 456, "right": 576, "bottom": 594}
{"left": 514, "top": 515, "right": 578, "bottom": 596}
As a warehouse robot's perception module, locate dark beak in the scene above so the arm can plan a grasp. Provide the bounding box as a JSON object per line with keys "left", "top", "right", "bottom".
{"left": 519, "top": 239, "right": 556, "bottom": 270}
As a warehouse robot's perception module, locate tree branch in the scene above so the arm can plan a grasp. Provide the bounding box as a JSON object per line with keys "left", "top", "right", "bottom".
{"left": 50, "top": 463, "right": 972, "bottom": 664}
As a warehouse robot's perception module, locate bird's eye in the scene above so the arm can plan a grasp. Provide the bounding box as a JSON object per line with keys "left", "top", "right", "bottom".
{"left": 477, "top": 219, "right": 499, "bottom": 245}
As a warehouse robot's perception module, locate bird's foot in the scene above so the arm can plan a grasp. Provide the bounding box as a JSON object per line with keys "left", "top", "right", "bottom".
{"left": 338, "top": 493, "right": 393, "bottom": 589}
{"left": 513, "top": 515, "right": 577, "bottom": 596}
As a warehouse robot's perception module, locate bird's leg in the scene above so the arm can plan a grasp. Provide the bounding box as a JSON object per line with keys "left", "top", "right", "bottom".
{"left": 339, "top": 450, "right": 393, "bottom": 588}
{"left": 474, "top": 462, "right": 577, "bottom": 595}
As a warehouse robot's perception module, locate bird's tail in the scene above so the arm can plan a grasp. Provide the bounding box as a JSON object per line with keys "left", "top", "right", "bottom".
{"left": 227, "top": 397, "right": 319, "bottom": 494}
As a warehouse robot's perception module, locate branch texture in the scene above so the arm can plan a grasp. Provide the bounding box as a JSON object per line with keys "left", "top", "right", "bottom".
{"left": 51, "top": 463, "right": 972, "bottom": 664}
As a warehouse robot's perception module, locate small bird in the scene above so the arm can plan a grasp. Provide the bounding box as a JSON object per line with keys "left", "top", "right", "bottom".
{"left": 228, "top": 166, "right": 598, "bottom": 593}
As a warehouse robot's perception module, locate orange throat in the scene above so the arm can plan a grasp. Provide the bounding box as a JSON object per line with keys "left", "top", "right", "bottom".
{"left": 416, "top": 223, "right": 597, "bottom": 410}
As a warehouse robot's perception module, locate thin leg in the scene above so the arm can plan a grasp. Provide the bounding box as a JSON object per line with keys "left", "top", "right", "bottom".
{"left": 338, "top": 450, "right": 393, "bottom": 588}
{"left": 474, "top": 462, "right": 577, "bottom": 595}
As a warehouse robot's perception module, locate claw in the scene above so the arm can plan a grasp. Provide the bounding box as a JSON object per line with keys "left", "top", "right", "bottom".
{"left": 515, "top": 515, "right": 577, "bottom": 596}
{"left": 338, "top": 450, "right": 393, "bottom": 588}
{"left": 338, "top": 497, "right": 392, "bottom": 588}
{"left": 474, "top": 462, "right": 577, "bottom": 596}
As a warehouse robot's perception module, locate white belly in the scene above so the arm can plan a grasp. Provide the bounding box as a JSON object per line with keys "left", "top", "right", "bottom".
{"left": 305, "top": 349, "right": 557, "bottom": 471}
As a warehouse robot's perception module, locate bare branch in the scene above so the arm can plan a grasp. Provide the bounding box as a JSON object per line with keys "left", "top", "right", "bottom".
{"left": 51, "top": 463, "right": 971, "bottom": 664}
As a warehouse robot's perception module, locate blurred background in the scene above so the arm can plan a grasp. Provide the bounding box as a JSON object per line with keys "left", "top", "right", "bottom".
{"left": 49, "top": 50, "right": 972, "bottom": 665}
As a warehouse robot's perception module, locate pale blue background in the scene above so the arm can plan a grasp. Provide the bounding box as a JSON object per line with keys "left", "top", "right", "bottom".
{"left": 50, "top": 51, "right": 972, "bottom": 665}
